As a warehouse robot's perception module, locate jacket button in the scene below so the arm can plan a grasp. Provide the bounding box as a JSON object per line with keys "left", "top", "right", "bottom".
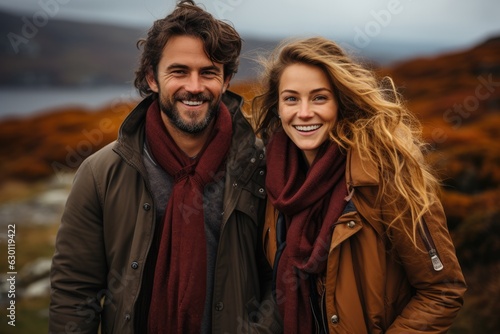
{"left": 215, "top": 302, "right": 224, "bottom": 311}
{"left": 347, "top": 221, "right": 356, "bottom": 228}
{"left": 259, "top": 170, "right": 265, "bottom": 176}
{"left": 125, "top": 314, "right": 131, "bottom": 321}
{"left": 259, "top": 188, "right": 265, "bottom": 194}
{"left": 331, "top": 314, "right": 339, "bottom": 324}
{"left": 131, "top": 261, "right": 139, "bottom": 269}
{"left": 143, "top": 203, "right": 151, "bottom": 211}
{"left": 250, "top": 158, "right": 256, "bottom": 163}
{"left": 232, "top": 182, "right": 238, "bottom": 188}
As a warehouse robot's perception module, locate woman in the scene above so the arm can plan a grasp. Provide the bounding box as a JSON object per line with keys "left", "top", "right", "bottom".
{"left": 252, "top": 37, "right": 466, "bottom": 334}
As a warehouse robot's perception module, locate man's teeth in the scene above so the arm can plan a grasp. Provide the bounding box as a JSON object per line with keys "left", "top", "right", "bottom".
{"left": 294, "top": 125, "right": 321, "bottom": 132}
{"left": 183, "top": 100, "right": 203, "bottom": 106}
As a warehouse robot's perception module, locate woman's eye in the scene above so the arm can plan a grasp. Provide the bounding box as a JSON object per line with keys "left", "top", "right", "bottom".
{"left": 313, "top": 95, "right": 327, "bottom": 101}
{"left": 284, "top": 96, "right": 297, "bottom": 102}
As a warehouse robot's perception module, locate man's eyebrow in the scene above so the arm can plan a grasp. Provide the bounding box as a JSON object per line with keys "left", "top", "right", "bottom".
{"left": 166, "top": 63, "right": 189, "bottom": 71}
{"left": 200, "top": 65, "right": 222, "bottom": 73}
{"left": 165, "top": 64, "right": 222, "bottom": 72}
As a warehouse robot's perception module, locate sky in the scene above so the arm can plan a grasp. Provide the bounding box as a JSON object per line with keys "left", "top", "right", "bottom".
{"left": 1, "top": 0, "right": 499, "bottom": 54}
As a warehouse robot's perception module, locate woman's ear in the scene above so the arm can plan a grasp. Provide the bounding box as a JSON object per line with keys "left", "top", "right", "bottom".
{"left": 146, "top": 66, "right": 159, "bottom": 93}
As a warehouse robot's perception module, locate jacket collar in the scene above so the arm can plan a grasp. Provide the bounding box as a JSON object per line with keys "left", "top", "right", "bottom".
{"left": 346, "top": 147, "right": 379, "bottom": 188}
{"left": 221, "top": 90, "right": 244, "bottom": 116}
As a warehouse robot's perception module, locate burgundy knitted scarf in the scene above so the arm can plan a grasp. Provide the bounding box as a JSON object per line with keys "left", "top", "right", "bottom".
{"left": 145, "top": 100, "right": 232, "bottom": 333}
{"left": 266, "top": 130, "right": 347, "bottom": 334}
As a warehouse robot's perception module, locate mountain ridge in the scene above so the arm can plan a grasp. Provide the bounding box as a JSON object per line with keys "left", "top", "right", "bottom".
{"left": 0, "top": 9, "right": 479, "bottom": 87}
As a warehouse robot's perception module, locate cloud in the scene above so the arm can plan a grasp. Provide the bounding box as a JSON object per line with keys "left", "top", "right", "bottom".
{"left": 0, "top": 0, "right": 499, "bottom": 47}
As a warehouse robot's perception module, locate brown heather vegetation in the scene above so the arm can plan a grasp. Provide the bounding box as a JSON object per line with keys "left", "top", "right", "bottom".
{"left": 0, "top": 37, "right": 498, "bottom": 333}
{"left": 0, "top": 101, "right": 135, "bottom": 183}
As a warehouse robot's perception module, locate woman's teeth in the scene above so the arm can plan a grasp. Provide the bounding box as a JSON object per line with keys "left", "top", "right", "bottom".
{"left": 294, "top": 125, "right": 321, "bottom": 132}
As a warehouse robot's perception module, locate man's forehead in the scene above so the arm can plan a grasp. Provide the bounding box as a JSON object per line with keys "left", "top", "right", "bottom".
{"left": 160, "top": 35, "right": 224, "bottom": 70}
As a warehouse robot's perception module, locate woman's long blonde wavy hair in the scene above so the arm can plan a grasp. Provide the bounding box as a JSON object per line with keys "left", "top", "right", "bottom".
{"left": 252, "top": 37, "right": 440, "bottom": 247}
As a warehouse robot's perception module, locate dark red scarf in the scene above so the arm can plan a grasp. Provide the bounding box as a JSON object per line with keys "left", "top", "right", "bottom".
{"left": 266, "top": 129, "right": 347, "bottom": 334}
{"left": 146, "top": 100, "right": 232, "bottom": 333}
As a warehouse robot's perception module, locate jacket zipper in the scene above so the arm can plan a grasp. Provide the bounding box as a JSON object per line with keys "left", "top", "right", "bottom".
{"left": 319, "top": 278, "right": 328, "bottom": 333}
{"left": 418, "top": 220, "right": 444, "bottom": 271}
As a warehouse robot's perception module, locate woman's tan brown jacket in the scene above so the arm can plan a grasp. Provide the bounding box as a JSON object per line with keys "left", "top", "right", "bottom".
{"left": 264, "top": 147, "right": 467, "bottom": 333}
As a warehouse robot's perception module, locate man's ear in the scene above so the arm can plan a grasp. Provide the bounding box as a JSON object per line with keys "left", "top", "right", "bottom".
{"left": 146, "top": 67, "right": 159, "bottom": 93}
{"left": 222, "top": 75, "right": 232, "bottom": 93}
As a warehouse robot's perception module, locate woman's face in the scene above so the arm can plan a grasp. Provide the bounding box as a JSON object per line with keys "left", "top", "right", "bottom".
{"left": 278, "top": 63, "right": 339, "bottom": 165}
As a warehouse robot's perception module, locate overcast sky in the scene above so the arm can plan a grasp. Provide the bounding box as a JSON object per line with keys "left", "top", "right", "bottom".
{"left": 1, "top": 0, "right": 500, "bottom": 51}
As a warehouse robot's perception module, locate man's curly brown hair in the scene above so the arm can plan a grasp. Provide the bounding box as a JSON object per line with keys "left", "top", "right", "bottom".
{"left": 134, "top": 0, "right": 242, "bottom": 98}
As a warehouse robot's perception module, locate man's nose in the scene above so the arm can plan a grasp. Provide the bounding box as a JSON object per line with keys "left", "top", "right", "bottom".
{"left": 185, "top": 74, "right": 203, "bottom": 94}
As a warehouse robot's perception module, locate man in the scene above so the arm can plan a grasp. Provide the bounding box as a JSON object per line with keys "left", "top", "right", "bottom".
{"left": 49, "top": 1, "right": 282, "bottom": 333}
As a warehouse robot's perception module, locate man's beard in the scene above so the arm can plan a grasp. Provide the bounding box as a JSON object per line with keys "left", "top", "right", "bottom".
{"left": 158, "top": 91, "right": 220, "bottom": 134}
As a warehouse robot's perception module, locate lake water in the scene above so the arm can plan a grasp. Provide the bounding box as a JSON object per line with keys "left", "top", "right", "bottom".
{"left": 0, "top": 86, "right": 141, "bottom": 119}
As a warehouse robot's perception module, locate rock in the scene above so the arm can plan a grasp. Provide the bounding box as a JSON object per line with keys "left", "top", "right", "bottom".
{"left": 0, "top": 174, "right": 72, "bottom": 227}
{"left": 23, "top": 277, "right": 51, "bottom": 299}
{"left": 18, "top": 258, "right": 52, "bottom": 289}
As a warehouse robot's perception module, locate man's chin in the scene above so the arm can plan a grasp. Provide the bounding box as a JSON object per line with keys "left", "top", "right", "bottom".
{"left": 181, "top": 109, "right": 209, "bottom": 123}
{"left": 176, "top": 113, "right": 213, "bottom": 134}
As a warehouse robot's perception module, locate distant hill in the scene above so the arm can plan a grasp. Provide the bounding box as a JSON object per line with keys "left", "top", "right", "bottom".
{"left": 377, "top": 36, "right": 500, "bottom": 221}
{"left": 1, "top": 10, "right": 145, "bottom": 87}
{"left": 0, "top": 9, "right": 276, "bottom": 86}
{"left": 379, "top": 36, "right": 500, "bottom": 112}
{"left": 0, "top": 9, "right": 456, "bottom": 87}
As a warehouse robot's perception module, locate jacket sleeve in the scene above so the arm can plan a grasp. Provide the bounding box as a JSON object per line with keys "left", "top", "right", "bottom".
{"left": 386, "top": 199, "right": 467, "bottom": 333}
{"left": 49, "top": 158, "right": 106, "bottom": 334}
{"left": 249, "top": 195, "right": 283, "bottom": 334}
{"left": 244, "top": 154, "right": 283, "bottom": 334}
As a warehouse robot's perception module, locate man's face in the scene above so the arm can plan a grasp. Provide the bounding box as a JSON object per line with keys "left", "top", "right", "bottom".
{"left": 147, "top": 35, "right": 230, "bottom": 135}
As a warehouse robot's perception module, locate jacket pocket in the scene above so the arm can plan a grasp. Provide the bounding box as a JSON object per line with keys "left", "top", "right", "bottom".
{"left": 235, "top": 188, "right": 261, "bottom": 226}
{"left": 244, "top": 296, "right": 283, "bottom": 333}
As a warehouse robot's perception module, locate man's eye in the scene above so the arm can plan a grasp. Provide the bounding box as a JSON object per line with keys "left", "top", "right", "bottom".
{"left": 202, "top": 71, "right": 217, "bottom": 77}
